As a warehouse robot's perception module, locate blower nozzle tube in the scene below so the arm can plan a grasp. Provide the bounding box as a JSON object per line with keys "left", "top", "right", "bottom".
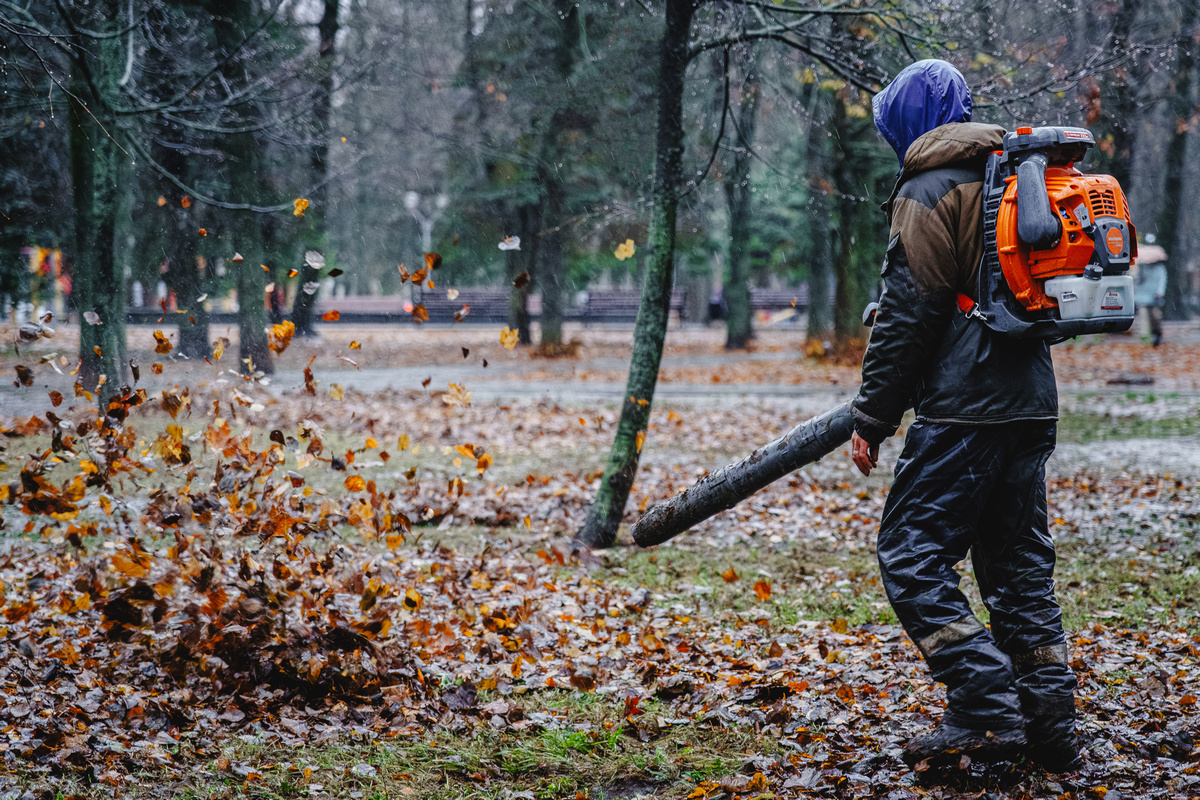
{"left": 631, "top": 401, "right": 856, "bottom": 547}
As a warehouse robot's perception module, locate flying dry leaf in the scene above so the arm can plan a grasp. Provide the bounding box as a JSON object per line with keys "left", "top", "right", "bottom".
{"left": 425, "top": 252, "right": 442, "bottom": 270}
{"left": 513, "top": 271, "right": 530, "bottom": 289}
{"left": 153, "top": 330, "right": 172, "bottom": 354}
{"left": 83, "top": 311, "right": 101, "bottom": 326}
{"left": 442, "top": 383, "right": 472, "bottom": 407}
{"left": 722, "top": 568, "right": 739, "bottom": 583}
{"left": 412, "top": 304, "right": 429, "bottom": 323}
{"left": 93, "top": 346, "right": 102, "bottom": 358}
{"left": 476, "top": 453, "right": 493, "bottom": 474}
{"left": 288, "top": 269, "right": 299, "bottom": 278}
{"left": 329, "top": 383, "right": 345, "bottom": 401}
{"left": 447, "top": 288, "right": 459, "bottom": 300}
{"left": 454, "top": 304, "right": 471, "bottom": 323}
{"left": 14, "top": 365, "right": 33, "bottom": 386}
{"left": 344, "top": 475, "right": 366, "bottom": 491}
{"left": 403, "top": 587, "right": 422, "bottom": 611}
{"left": 500, "top": 326, "right": 519, "bottom": 350}
{"left": 48, "top": 390, "right": 63, "bottom": 407}
{"left": 157, "top": 196, "right": 167, "bottom": 207}
{"left": 635, "top": 430, "right": 646, "bottom": 452}
{"left": 498, "top": 236, "right": 521, "bottom": 251}
{"left": 198, "top": 228, "right": 207, "bottom": 237}
{"left": 305, "top": 251, "right": 325, "bottom": 269}
{"left": 293, "top": 198, "right": 310, "bottom": 217}
{"left": 753, "top": 580, "right": 772, "bottom": 601}
{"left": 328, "top": 268, "right": 344, "bottom": 278}
{"left": 231, "top": 253, "right": 244, "bottom": 263}
{"left": 614, "top": 238, "right": 636, "bottom": 261}
{"left": 349, "top": 341, "right": 361, "bottom": 350}
{"left": 212, "top": 338, "right": 226, "bottom": 361}
{"left": 181, "top": 195, "right": 191, "bottom": 208}
{"left": 268, "top": 321, "right": 295, "bottom": 354}
{"left": 322, "top": 310, "right": 340, "bottom": 322}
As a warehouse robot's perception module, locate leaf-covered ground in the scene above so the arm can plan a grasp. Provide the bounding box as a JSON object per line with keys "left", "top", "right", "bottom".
{"left": 0, "top": 324, "right": 1197, "bottom": 799}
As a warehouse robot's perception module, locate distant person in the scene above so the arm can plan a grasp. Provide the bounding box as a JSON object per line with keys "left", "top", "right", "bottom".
{"left": 707, "top": 286, "right": 723, "bottom": 324}
{"left": 1134, "top": 244, "right": 1168, "bottom": 347}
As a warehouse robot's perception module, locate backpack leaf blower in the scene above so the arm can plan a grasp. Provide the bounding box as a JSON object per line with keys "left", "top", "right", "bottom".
{"left": 970, "top": 125, "right": 1137, "bottom": 340}
{"left": 632, "top": 125, "right": 1138, "bottom": 548}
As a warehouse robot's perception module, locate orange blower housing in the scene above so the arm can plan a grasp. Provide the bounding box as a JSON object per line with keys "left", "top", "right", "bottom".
{"left": 976, "top": 126, "right": 1136, "bottom": 340}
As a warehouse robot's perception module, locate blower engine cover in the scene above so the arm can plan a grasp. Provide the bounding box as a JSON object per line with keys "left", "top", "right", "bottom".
{"left": 976, "top": 126, "right": 1137, "bottom": 340}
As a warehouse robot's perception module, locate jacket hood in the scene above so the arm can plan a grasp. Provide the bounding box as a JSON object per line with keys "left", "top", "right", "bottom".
{"left": 873, "top": 59, "right": 973, "bottom": 163}
{"left": 902, "top": 122, "right": 1005, "bottom": 176}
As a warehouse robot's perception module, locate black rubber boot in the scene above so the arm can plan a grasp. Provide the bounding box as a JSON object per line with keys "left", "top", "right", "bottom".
{"left": 902, "top": 721, "right": 1027, "bottom": 769}
{"left": 1023, "top": 694, "right": 1082, "bottom": 773}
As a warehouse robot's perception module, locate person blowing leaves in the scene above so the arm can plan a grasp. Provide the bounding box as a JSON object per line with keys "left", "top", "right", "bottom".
{"left": 849, "top": 60, "right": 1081, "bottom": 773}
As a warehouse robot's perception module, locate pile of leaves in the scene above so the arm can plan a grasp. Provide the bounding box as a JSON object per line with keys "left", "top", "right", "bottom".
{"left": 0, "top": 326, "right": 1197, "bottom": 797}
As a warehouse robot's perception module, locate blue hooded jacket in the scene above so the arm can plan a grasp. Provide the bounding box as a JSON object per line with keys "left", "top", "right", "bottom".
{"left": 873, "top": 60, "right": 972, "bottom": 164}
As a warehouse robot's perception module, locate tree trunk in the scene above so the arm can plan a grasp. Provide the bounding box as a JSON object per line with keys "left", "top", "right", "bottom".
{"left": 68, "top": 2, "right": 126, "bottom": 402}
{"left": 830, "top": 94, "right": 872, "bottom": 347}
{"left": 538, "top": 176, "right": 566, "bottom": 347}
{"left": 292, "top": 0, "right": 339, "bottom": 337}
{"left": 1158, "top": 0, "right": 1198, "bottom": 320}
{"left": 229, "top": 139, "right": 273, "bottom": 375}
{"left": 507, "top": 203, "right": 536, "bottom": 345}
{"left": 161, "top": 145, "right": 209, "bottom": 358}
{"left": 534, "top": 0, "right": 581, "bottom": 349}
{"left": 723, "top": 48, "right": 759, "bottom": 350}
{"left": 576, "top": 0, "right": 695, "bottom": 549}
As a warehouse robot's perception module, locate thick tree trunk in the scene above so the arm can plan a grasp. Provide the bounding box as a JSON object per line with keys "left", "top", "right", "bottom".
{"left": 576, "top": 0, "right": 694, "bottom": 549}
{"left": 161, "top": 145, "right": 209, "bottom": 358}
{"left": 723, "top": 49, "right": 760, "bottom": 350}
{"left": 292, "top": 0, "right": 339, "bottom": 337}
{"left": 830, "top": 95, "right": 873, "bottom": 347}
{"left": 68, "top": 6, "right": 126, "bottom": 403}
{"left": 229, "top": 137, "right": 273, "bottom": 376}
{"left": 534, "top": 0, "right": 581, "bottom": 349}
{"left": 1158, "top": 0, "right": 1198, "bottom": 320}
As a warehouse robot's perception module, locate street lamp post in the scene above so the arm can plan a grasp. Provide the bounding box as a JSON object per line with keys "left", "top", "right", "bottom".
{"left": 404, "top": 192, "right": 449, "bottom": 307}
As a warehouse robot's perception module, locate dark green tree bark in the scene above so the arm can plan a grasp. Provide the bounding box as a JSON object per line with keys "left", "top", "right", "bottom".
{"left": 1158, "top": 0, "right": 1198, "bottom": 320}
{"left": 723, "top": 47, "right": 759, "bottom": 350}
{"left": 209, "top": 0, "right": 273, "bottom": 375}
{"left": 829, "top": 92, "right": 878, "bottom": 347}
{"left": 538, "top": 176, "right": 567, "bottom": 347}
{"left": 160, "top": 144, "right": 209, "bottom": 358}
{"left": 533, "top": 0, "right": 583, "bottom": 349}
{"left": 507, "top": 203, "right": 537, "bottom": 345}
{"left": 576, "top": 0, "right": 695, "bottom": 548}
{"left": 292, "top": 0, "right": 339, "bottom": 337}
{"left": 68, "top": 0, "right": 127, "bottom": 401}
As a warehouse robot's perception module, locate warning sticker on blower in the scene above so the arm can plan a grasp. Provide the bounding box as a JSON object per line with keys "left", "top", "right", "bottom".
{"left": 1101, "top": 290, "right": 1125, "bottom": 311}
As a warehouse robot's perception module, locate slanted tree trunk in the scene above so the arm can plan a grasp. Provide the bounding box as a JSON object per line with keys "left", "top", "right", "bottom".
{"left": 292, "top": 0, "right": 339, "bottom": 337}
{"left": 576, "top": 0, "right": 695, "bottom": 549}
{"left": 1158, "top": 0, "right": 1198, "bottom": 320}
{"left": 68, "top": 0, "right": 126, "bottom": 402}
{"left": 723, "top": 47, "right": 760, "bottom": 350}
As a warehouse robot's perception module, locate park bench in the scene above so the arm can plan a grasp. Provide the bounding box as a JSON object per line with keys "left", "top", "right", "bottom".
{"left": 579, "top": 290, "right": 686, "bottom": 323}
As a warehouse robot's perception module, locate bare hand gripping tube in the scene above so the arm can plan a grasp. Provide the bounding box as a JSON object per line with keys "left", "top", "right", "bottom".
{"left": 631, "top": 401, "right": 856, "bottom": 547}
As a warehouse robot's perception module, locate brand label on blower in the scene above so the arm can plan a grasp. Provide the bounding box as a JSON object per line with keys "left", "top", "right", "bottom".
{"left": 1101, "top": 290, "right": 1124, "bottom": 311}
